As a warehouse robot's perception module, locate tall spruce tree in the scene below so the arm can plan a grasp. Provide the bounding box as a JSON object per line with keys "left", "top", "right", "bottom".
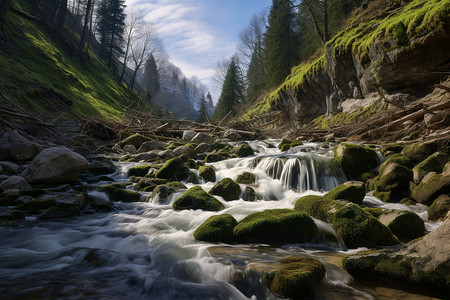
{"left": 96, "top": 0, "right": 126, "bottom": 68}
{"left": 213, "top": 57, "right": 244, "bottom": 121}
{"left": 143, "top": 53, "right": 160, "bottom": 102}
{"left": 264, "top": 0, "right": 299, "bottom": 88}
{"left": 246, "top": 43, "right": 265, "bottom": 104}
{"left": 196, "top": 93, "right": 207, "bottom": 123}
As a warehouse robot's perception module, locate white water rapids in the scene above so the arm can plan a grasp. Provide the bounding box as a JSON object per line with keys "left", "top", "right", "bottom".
{"left": 0, "top": 140, "right": 440, "bottom": 299}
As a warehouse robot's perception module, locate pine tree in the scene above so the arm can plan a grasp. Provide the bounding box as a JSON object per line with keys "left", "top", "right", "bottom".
{"left": 196, "top": 93, "right": 207, "bottom": 123}
{"left": 264, "top": 0, "right": 299, "bottom": 88}
{"left": 143, "top": 53, "right": 160, "bottom": 103}
{"left": 96, "top": 0, "right": 126, "bottom": 68}
{"left": 213, "top": 57, "right": 244, "bottom": 121}
{"left": 246, "top": 43, "right": 265, "bottom": 104}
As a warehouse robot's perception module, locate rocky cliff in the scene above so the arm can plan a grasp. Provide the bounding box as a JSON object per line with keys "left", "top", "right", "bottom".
{"left": 244, "top": 0, "right": 450, "bottom": 125}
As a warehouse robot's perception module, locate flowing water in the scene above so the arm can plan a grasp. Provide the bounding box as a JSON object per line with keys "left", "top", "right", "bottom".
{"left": 0, "top": 141, "right": 442, "bottom": 299}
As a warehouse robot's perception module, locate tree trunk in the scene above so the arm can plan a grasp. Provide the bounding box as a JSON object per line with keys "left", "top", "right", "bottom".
{"left": 0, "top": 0, "right": 14, "bottom": 29}
{"left": 305, "top": 0, "right": 325, "bottom": 45}
{"left": 86, "top": 1, "right": 94, "bottom": 59}
{"left": 119, "top": 37, "right": 131, "bottom": 82}
{"left": 322, "top": 0, "right": 329, "bottom": 43}
{"left": 56, "top": 0, "right": 67, "bottom": 29}
{"left": 78, "top": 0, "right": 93, "bottom": 56}
{"left": 129, "top": 64, "right": 141, "bottom": 91}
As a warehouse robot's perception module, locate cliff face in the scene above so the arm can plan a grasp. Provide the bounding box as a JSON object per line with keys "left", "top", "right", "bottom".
{"left": 246, "top": 0, "right": 450, "bottom": 124}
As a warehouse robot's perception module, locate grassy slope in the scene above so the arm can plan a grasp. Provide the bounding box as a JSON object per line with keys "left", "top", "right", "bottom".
{"left": 242, "top": 0, "right": 450, "bottom": 121}
{"left": 0, "top": 1, "right": 157, "bottom": 122}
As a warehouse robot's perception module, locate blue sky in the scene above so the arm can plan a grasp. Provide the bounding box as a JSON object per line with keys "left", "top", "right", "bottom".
{"left": 125, "top": 0, "right": 272, "bottom": 100}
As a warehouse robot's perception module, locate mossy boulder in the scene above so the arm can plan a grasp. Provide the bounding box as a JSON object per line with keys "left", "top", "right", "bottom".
{"left": 166, "top": 182, "right": 187, "bottom": 190}
{"left": 173, "top": 145, "right": 197, "bottom": 159}
{"left": 99, "top": 185, "right": 141, "bottom": 202}
{"left": 294, "top": 195, "right": 396, "bottom": 248}
{"left": 0, "top": 209, "right": 25, "bottom": 223}
{"left": 209, "top": 178, "right": 241, "bottom": 201}
{"left": 205, "top": 153, "right": 228, "bottom": 163}
{"left": 380, "top": 145, "right": 404, "bottom": 157}
{"left": 134, "top": 178, "right": 167, "bottom": 192}
{"left": 379, "top": 153, "right": 414, "bottom": 173}
{"left": 233, "top": 209, "right": 317, "bottom": 244}
{"left": 413, "top": 152, "right": 449, "bottom": 183}
{"left": 242, "top": 186, "right": 257, "bottom": 202}
{"left": 428, "top": 194, "right": 450, "bottom": 221}
{"left": 401, "top": 141, "right": 439, "bottom": 163}
{"left": 88, "top": 159, "right": 116, "bottom": 175}
{"left": 264, "top": 256, "right": 325, "bottom": 299}
{"left": 155, "top": 157, "right": 190, "bottom": 181}
{"left": 39, "top": 207, "right": 79, "bottom": 220}
{"left": 16, "top": 198, "right": 56, "bottom": 214}
{"left": 343, "top": 252, "right": 449, "bottom": 299}
{"left": 378, "top": 210, "right": 425, "bottom": 242}
{"left": 334, "top": 143, "right": 378, "bottom": 179}
{"left": 172, "top": 186, "right": 224, "bottom": 211}
{"left": 278, "top": 139, "right": 291, "bottom": 150}
{"left": 128, "top": 165, "right": 154, "bottom": 177}
{"left": 193, "top": 214, "right": 238, "bottom": 243}
{"left": 279, "top": 140, "right": 304, "bottom": 152}
{"left": 198, "top": 166, "right": 216, "bottom": 182}
{"left": 233, "top": 144, "right": 254, "bottom": 157}
{"left": 376, "top": 162, "right": 413, "bottom": 196}
{"left": 412, "top": 173, "right": 450, "bottom": 205}
{"left": 150, "top": 185, "right": 176, "bottom": 203}
{"left": 325, "top": 181, "right": 366, "bottom": 204}
{"left": 236, "top": 172, "right": 256, "bottom": 184}
{"left": 118, "top": 134, "right": 151, "bottom": 148}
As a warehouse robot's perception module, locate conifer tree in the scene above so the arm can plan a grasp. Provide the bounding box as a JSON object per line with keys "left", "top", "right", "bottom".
{"left": 264, "top": 0, "right": 299, "bottom": 88}
{"left": 196, "top": 93, "right": 207, "bottom": 123}
{"left": 143, "top": 53, "right": 160, "bottom": 102}
{"left": 213, "top": 57, "right": 244, "bottom": 121}
{"left": 96, "top": 0, "right": 126, "bottom": 68}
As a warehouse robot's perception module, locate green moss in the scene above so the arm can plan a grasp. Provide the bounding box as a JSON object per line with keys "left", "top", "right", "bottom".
{"left": 236, "top": 172, "right": 256, "bottom": 184}
{"left": 155, "top": 157, "right": 190, "bottom": 181}
{"left": 379, "top": 154, "right": 415, "bottom": 174}
{"left": 412, "top": 173, "right": 450, "bottom": 205}
{"left": 151, "top": 185, "right": 176, "bottom": 203}
{"left": 363, "top": 207, "right": 385, "bottom": 218}
{"left": 198, "top": 166, "right": 216, "bottom": 182}
{"left": 209, "top": 178, "right": 241, "bottom": 201}
{"left": 99, "top": 185, "right": 141, "bottom": 202}
{"left": 265, "top": 256, "right": 326, "bottom": 299}
{"left": 172, "top": 186, "right": 224, "bottom": 211}
{"left": 325, "top": 181, "right": 366, "bottom": 204}
{"left": 376, "top": 162, "right": 413, "bottom": 195}
{"left": 16, "top": 198, "right": 56, "bottom": 214}
{"left": 334, "top": 143, "right": 379, "bottom": 179}
{"left": 193, "top": 214, "right": 238, "bottom": 243}
{"left": 233, "top": 209, "right": 317, "bottom": 244}
{"left": 134, "top": 178, "right": 167, "bottom": 192}
{"left": 413, "top": 151, "right": 449, "bottom": 183}
{"left": 233, "top": 144, "right": 254, "bottom": 157}
{"left": 205, "top": 153, "right": 228, "bottom": 163}
{"left": 386, "top": 211, "right": 425, "bottom": 242}
{"left": 127, "top": 165, "right": 154, "bottom": 177}
{"left": 293, "top": 195, "right": 335, "bottom": 221}
{"left": 428, "top": 194, "right": 450, "bottom": 221}
{"left": 380, "top": 145, "right": 405, "bottom": 157}
{"left": 166, "top": 182, "right": 187, "bottom": 190}
{"left": 402, "top": 141, "right": 439, "bottom": 163}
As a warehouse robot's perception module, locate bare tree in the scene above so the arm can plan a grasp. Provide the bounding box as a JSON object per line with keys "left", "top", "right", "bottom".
{"left": 295, "top": 0, "right": 330, "bottom": 45}
{"left": 128, "top": 24, "right": 159, "bottom": 90}
{"left": 237, "top": 9, "right": 267, "bottom": 68}
{"left": 119, "top": 7, "right": 140, "bottom": 82}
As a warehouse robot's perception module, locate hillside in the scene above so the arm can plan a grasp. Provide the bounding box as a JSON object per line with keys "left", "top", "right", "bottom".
{"left": 0, "top": 0, "right": 158, "bottom": 125}
{"left": 242, "top": 0, "right": 450, "bottom": 138}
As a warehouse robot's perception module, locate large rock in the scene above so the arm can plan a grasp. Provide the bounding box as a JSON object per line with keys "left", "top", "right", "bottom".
{"left": 236, "top": 172, "right": 256, "bottom": 184}
{"left": 343, "top": 214, "right": 450, "bottom": 299}
{"left": 118, "top": 134, "right": 151, "bottom": 148}
{"left": 223, "top": 130, "right": 242, "bottom": 141}
{"left": 191, "top": 133, "right": 214, "bottom": 144}
{"left": 233, "top": 144, "right": 254, "bottom": 157}
{"left": 401, "top": 141, "right": 439, "bottom": 163}
{"left": 412, "top": 172, "right": 450, "bottom": 205}
{"left": 137, "top": 141, "right": 165, "bottom": 153}
{"left": 173, "top": 146, "right": 197, "bottom": 159}
{"left": 377, "top": 210, "right": 425, "bottom": 242}
{"left": 242, "top": 186, "right": 256, "bottom": 202}
{"left": 294, "top": 195, "right": 396, "bottom": 248}
{"left": 233, "top": 209, "right": 317, "bottom": 244}
{"left": 155, "top": 157, "right": 190, "bottom": 181}
{"left": 128, "top": 165, "right": 154, "bottom": 177}
{"left": 88, "top": 159, "right": 116, "bottom": 175}
{"left": 379, "top": 153, "right": 414, "bottom": 172}
{"left": 0, "top": 208, "right": 25, "bottom": 223}
{"left": 172, "top": 186, "right": 224, "bottom": 211}
{"left": 99, "top": 184, "right": 141, "bottom": 202}
{"left": 334, "top": 143, "right": 378, "bottom": 179}
{"left": 195, "top": 143, "right": 213, "bottom": 154}
{"left": 25, "top": 147, "right": 88, "bottom": 184}
{"left": 0, "top": 161, "right": 19, "bottom": 174}
{"left": 193, "top": 214, "right": 238, "bottom": 243}
{"left": 325, "top": 181, "right": 365, "bottom": 204}
{"left": 375, "top": 162, "right": 413, "bottom": 201}
{"left": 412, "top": 151, "right": 449, "bottom": 183}
{"left": 0, "top": 130, "right": 42, "bottom": 161}
{"left": 150, "top": 185, "right": 176, "bottom": 203}
{"left": 133, "top": 178, "right": 167, "bottom": 192}
{"left": 209, "top": 178, "right": 241, "bottom": 201}
{"left": 198, "top": 166, "right": 216, "bottom": 182}
{"left": 428, "top": 194, "right": 450, "bottom": 221}
{"left": 39, "top": 207, "right": 79, "bottom": 220}
{"left": 0, "top": 176, "right": 31, "bottom": 191}
{"left": 264, "top": 257, "right": 325, "bottom": 299}
{"left": 182, "top": 130, "right": 197, "bottom": 142}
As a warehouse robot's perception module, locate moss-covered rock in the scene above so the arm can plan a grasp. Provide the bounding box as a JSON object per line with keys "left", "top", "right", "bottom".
{"left": 401, "top": 141, "right": 439, "bottom": 163}
{"left": 427, "top": 194, "right": 450, "bottom": 221}
{"left": 150, "top": 185, "right": 176, "bottom": 203}
{"left": 334, "top": 143, "right": 378, "bottom": 179}
{"left": 209, "top": 178, "right": 241, "bottom": 201}
{"left": 16, "top": 198, "right": 56, "bottom": 214}
{"left": 172, "top": 186, "right": 224, "bottom": 211}
{"left": 198, "top": 166, "right": 216, "bottom": 182}
{"left": 325, "top": 181, "right": 366, "bottom": 204}
{"left": 343, "top": 252, "right": 449, "bottom": 299}
{"left": 294, "top": 195, "right": 396, "bottom": 248}
{"left": 128, "top": 165, "right": 154, "bottom": 177}
{"left": 378, "top": 210, "right": 425, "bottom": 242}
{"left": 39, "top": 206, "right": 79, "bottom": 220}
{"left": 166, "top": 182, "right": 187, "bottom": 190}
{"left": 380, "top": 145, "right": 404, "bottom": 157}
{"left": 265, "top": 256, "right": 325, "bottom": 299}
{"left": 233, "top": 144, "right": 254, "bottom": 157}
{"left": 118, "top": 134, "right": 152, "bottom": 148}
{"left": 233, "top": 209, "right": 317, "bottom": 244}
{"left": 376, "top": 162, "right": 413, "bottom": 197}
{"left": 99, "top": 185, "right": 141, "bottom": 202}
{"left": 193, "top": 214, "right": 238, "bottom": 243}
{"left": 133, "top": 178, "right": 167, "bottom": 192}
{"left": 242, "top": 186, "right": 257, "bottom": 202}
{"left": 412, "top": 173, "right": 450, "bottom": 205}
{"left": 236, "top": 172, "right": 256, "bottom": 184}
{"left": 413, "top": 151, "right": 449, "bottom": 183}
{"left": 89, "top": 159, "right": 116, "bottom": 175}
{"left": 155, "top": 157, "right": 190, "bottom": 181}
{"left": 0, "top": 209, "right": 25, "bottom": 223}
{"left": 205, "top": 153, "right": 228, "bottom": 163}
{"left": 379, "top": 153, "right": 414, "bottom": 173}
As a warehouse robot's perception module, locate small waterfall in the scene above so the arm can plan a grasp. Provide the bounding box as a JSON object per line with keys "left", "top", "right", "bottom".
{"left": 256, "top": 155, "right": 345, "bottom": 192}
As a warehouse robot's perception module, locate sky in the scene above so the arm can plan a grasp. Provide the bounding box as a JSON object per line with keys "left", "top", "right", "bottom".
{"left": 124, "top": 0, "right": 272, "bottom": 101}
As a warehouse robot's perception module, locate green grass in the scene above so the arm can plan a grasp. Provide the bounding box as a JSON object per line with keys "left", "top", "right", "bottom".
{"left": 0, "top": 2, "right": 159, "bottom": 122}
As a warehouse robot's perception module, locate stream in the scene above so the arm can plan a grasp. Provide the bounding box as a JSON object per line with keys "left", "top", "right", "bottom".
{"left": 0, "top": 140, "right": 442, "bottom": 299}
